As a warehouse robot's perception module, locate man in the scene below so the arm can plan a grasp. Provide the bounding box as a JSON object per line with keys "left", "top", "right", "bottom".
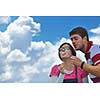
{"left": 69, "top": 26, "right": 100, "bottom": 83}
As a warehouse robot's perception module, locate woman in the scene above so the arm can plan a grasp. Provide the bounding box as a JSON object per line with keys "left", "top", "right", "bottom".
{"left": 49, "top": 42, "right": 89, "bottom": 83}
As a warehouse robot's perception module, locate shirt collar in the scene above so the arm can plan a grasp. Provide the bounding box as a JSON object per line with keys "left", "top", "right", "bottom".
{"left": 86, "top": 41, "right": 93, "bottom": 52}
{"left": 85, "top": 41, "right": 93, "bottom": 60}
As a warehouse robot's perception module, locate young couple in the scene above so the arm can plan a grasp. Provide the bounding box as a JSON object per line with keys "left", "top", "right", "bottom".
{"left": 50, "top": 27, "right": 100, "bottom": 83}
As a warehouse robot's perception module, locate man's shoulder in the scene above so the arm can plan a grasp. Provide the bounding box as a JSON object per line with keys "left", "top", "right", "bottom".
{"left": 90, "top": 44, "right": 100, "bottom": 57}
{"left": 91, "top": 44, "right": 100, "bottom": 51}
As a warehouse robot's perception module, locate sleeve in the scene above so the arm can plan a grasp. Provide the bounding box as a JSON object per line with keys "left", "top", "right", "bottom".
{"left": 49, "top": 65, "right": 59, "bottom": 77}
{"left": 49, "top": 65, "right": 64, "bottom": 83}
{"left": 91, "top": 45, "right": 100, "bottom": 65}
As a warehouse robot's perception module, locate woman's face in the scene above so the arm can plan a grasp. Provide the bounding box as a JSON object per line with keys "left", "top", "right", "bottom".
{"left": 59, "top": 44, "right": 72, "bottom": 60}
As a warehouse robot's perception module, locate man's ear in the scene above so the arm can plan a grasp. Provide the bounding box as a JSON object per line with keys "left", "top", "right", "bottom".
{"left": 83, "top": 36, "right": 87, "bottom": 41}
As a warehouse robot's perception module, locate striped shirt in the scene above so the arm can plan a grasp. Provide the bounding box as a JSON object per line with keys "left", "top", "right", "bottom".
{"left": 85, "top": 41, "right": 100, "bottom": 83}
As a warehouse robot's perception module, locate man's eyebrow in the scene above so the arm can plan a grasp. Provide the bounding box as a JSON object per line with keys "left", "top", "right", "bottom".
{"left": 71, "top": 36, "right": 77, "bottom": 39}
{"left": 70, "top": 37, "right": 74, "bottom": 40}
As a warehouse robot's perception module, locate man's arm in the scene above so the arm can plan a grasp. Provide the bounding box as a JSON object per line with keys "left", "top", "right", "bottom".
{"left": 82, "top": 63, "right": 100, "bottom": 77}
{"left": 70, "top": 56, "right": 100, "bottom": 77}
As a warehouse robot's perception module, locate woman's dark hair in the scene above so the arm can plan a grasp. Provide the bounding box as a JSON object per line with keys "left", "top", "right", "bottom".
{"left": 69, "top": 27, "right": 89, "bottom": 41}
{"left": 58, "top": 42, "right": 76, "bottom": 61}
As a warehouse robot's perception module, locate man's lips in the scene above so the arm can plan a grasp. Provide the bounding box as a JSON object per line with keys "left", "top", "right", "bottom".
{"left": 73, "top": 44, "right": 77, "bottom": 48}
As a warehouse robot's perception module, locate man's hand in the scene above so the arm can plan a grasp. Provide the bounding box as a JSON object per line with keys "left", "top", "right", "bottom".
{"left": 70, "top": 56, "right": 83, "bottom": 67}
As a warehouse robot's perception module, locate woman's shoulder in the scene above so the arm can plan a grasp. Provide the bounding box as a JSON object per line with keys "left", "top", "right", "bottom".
{"left": 51, "top": 64, "right": 61, "bottom": 69}
{"left": 50, "top": 64, "right": 60, "bottom": 76}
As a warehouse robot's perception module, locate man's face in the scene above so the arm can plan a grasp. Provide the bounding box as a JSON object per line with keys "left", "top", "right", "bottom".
{"left": 70, "top": 34, "right": 84, "bottom": 50}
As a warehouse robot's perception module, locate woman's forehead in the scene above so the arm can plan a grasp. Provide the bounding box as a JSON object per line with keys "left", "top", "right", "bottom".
{"left": 61, "top": 44, "right": 69, "bottom": 48}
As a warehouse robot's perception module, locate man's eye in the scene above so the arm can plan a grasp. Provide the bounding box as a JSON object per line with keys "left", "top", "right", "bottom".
{"left": 75, "top": 38, "right": 78, "bottom": 40}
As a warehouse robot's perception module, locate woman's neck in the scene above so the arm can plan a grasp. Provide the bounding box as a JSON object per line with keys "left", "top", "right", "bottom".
{"left": 62, "top": 59, "right": 74, "bottom": 71}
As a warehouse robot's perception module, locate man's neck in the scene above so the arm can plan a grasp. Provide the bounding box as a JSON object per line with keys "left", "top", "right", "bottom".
{"left": 81, "top": 41, "right": 88, "bottom": 53}
{"left": 81, "top": 41, "right": 93, "bottom": 54}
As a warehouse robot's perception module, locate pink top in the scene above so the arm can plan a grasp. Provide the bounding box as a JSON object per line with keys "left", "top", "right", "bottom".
{"left": 50, "top": 65, "right": 88, "bottom": 83}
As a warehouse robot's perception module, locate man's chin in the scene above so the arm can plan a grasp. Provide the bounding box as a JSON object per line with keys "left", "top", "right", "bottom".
{"left": 74, "top": 46, "right": 79, "bottom": 50}
{"left": 75, "top": 48, "right": 80, "bottom": 50}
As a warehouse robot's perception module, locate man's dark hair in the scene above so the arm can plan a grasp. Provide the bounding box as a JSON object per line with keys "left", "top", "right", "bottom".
{"left": 58, "top": 42, "right": 76, "bottom": 61}
{"left": 69, "top": 27, "right": 89, "bottom": 41}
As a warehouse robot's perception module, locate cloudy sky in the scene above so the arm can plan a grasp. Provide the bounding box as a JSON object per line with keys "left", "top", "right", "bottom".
{"left": 0, "top": 16, "right": 100, "bottom": 83}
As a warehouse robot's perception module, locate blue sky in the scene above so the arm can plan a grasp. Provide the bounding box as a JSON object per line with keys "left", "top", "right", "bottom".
{"left": 0, "top": 16, "right": 100, "bottom": 83}
{"left": 32, "top": 16, "right": 100, "bottom": 43}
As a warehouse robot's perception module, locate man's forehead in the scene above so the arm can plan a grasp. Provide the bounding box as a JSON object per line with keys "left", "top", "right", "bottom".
{"left": 70, "top": 34, "right": 80, "bottom": 38}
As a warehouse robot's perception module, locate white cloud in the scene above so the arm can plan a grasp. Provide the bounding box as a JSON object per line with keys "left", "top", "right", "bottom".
{"left": 0, "top": 16, "right": 42, "bottom": 82}
{"left": 90, "top": 25, "right": 100, "bottom": 34}
{"left": 7, "top": 49, "right": 31, "bottom": 63}
{"left": 7, "top": 16, "right": 40, "bottom": 36}
{"left": 0, "top": 32, "right": 11, "bottom": 55}
{"left": 0, "top": 65, "right": 13, "bottom": 81}
{"left": 0, "top": 16, "right": 10, "bottom": 24}
{"left": 17, "top": 65, "right": 39, "bottom": 82}
{"left": 5, "top": 16, "right": 41, "bottom": 52}
{"left": 0, "top": 16, "right": 57, "bottom": 82}
{"left": 28, "top": 41, "right": 46, "bottom": 51}
{"left": 0, "top": 72, "right": 12, "bottom": 81}
{"left": 90, "top": 36, "right": 100, "bottom": 44}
